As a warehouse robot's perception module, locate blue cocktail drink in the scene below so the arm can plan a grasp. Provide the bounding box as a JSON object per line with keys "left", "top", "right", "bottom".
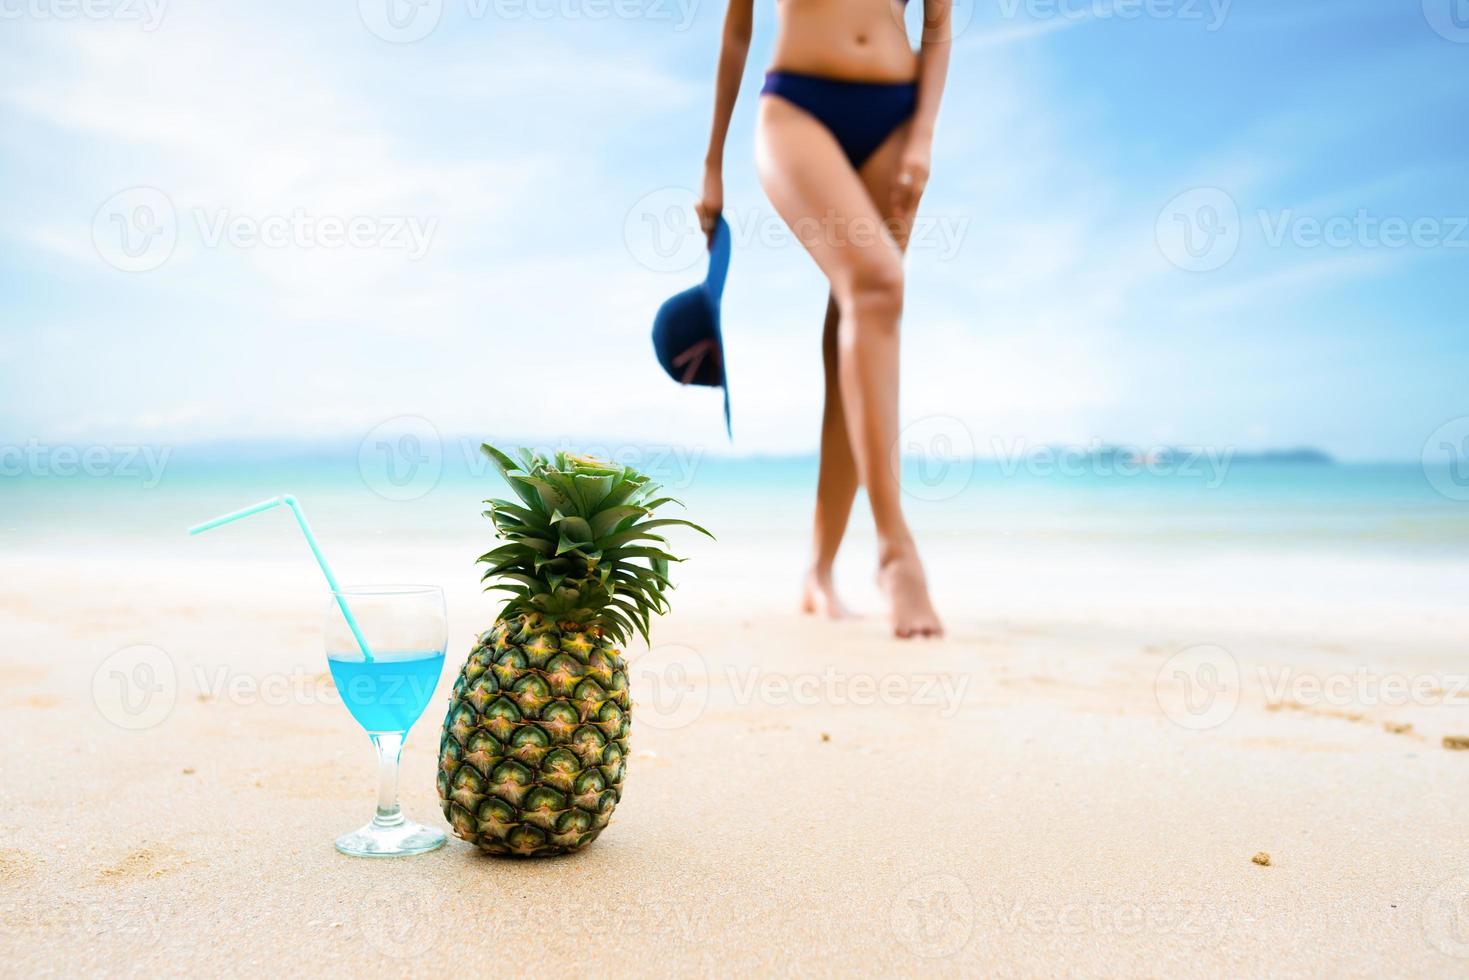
{"left": 325, "top": 585, "right": 448, "bottom": 858}
{"left": 328, "top": 651, "right": 446, "bottom": 733}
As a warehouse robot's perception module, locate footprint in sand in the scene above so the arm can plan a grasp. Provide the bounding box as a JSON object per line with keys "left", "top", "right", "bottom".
{"left": 14, "top": 694, "right": 60, "bottom": 709}
{"left": 1266, "top": 700, "right": 1422, "bottom": 740}
{"left": 0, "top": 665, "right": 59, "bottom": 709}
{"left": 0, "top": 664, "right": 48, "bottom": 685}
{"left": 0, "top": 849, "right": 34, "bottom": 884}
{"left": 97, "top": 845, "right": 189, "bottom": 882}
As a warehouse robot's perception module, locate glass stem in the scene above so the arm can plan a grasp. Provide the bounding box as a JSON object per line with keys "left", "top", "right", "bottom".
{"left": 370, "top": 732, "right": 405, "bottom": 828}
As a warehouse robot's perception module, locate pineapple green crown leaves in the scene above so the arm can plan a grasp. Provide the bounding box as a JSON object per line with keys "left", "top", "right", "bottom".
{"left": 477, "top": 445, "right": 712, "bottom": 646}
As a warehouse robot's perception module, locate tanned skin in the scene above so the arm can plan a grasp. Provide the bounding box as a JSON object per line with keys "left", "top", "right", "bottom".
{"left": 698, "top": 0, "right": 952, "bottom": 638}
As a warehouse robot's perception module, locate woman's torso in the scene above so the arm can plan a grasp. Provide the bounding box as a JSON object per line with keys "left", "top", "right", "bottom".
{"left": 769, "top": 0, "right": 918, "bottom": 83}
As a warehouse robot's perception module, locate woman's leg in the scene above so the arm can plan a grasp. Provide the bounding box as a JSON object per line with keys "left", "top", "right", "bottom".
{"left": 851, "top": 119, "right": 942, "bottom": 637}
{"left": 804, "top": 293, "right": 859, "bottom": 619}
{"left": 757, "top": 96, "right": 943, "bottom": 638}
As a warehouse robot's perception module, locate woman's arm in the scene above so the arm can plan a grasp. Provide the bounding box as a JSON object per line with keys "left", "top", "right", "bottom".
{"left": 698, "top": 0, "right": 755, "bottom": 237}
{"left": 892, "top": 0, "right": 953, "bottom": 219}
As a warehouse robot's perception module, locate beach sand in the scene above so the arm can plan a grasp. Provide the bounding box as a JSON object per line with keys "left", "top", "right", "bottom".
{"left": 4, "top": 540, "right": 1469, "bottom": 977}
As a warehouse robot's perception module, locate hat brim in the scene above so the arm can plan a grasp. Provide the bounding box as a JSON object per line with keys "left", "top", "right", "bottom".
{"left": 708, "top": 216, "right": 731, "bottom": 437}
{"left": 711, "top": 303, "right": 730, "bottom": 437}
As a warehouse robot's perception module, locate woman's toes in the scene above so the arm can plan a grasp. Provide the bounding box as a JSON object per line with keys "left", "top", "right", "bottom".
{"left": 879, "top": 552, "right": 944, "bottom": 640}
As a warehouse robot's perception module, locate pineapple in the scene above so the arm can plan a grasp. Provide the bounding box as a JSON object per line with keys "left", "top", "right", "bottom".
{"left": 437, "top": 446, "right": 710, "bottom": 856}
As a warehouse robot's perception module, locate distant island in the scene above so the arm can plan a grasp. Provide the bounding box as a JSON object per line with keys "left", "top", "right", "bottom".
{"left": 1226, "top": 448, "right": 1335, "bottom": 465}
{"left": 1032, "top": 445, "right": 1336, "bottom": 466}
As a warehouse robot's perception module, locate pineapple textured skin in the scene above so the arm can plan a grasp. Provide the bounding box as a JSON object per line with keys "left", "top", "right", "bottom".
{"left": 439, "top": 612, "right": 630, "bottom": 855}
{"left": 436, "top": 446, "right": 709, "bottom": 856}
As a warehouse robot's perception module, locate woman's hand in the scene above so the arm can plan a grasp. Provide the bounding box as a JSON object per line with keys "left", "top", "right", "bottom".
{"left": 890, "top": 138, "right": 932, "bottom": 224}
{"left": 696, "top": 164, "right": 724, "bottom": 245}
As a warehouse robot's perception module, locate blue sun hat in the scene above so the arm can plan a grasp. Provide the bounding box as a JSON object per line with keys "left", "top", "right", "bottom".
{"left": 652, "top": 215, "right": 731, "bottom": 436}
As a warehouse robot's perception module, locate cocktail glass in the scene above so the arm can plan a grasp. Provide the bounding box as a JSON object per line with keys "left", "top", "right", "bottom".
{"left": 326, "top": 585, "right": 448, "bottom": 857}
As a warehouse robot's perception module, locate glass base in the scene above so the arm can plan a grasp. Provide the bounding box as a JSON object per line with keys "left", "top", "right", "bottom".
{"left": 335, "top": 815, "right": 446, "bottom": 858}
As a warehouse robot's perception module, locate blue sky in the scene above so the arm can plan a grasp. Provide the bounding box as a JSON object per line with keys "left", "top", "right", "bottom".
{"left": 1, "top": 0, "right": 1465, "bottom": 460}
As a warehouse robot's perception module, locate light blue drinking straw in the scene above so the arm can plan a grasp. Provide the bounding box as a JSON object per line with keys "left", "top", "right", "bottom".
{"left": 188, "top": 494, "right": 375, "bottom": 662}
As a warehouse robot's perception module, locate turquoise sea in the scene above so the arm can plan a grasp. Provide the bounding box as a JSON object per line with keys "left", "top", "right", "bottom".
{"left": 5, "top": 439, "right": 1468, "bottom": 562}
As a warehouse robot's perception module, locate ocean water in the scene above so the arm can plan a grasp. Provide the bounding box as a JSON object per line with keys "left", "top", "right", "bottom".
{"left": 6, "top": 443, "right": 1468, "bottom": 637}
{"left": 4, "top": 442, "right": 1467, "bottom": 561}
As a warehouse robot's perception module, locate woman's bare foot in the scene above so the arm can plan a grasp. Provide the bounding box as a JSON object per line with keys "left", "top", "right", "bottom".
{"left": 801, "top": 567, "right": 856, "bottom": 620}
{"left": 877, "top": 549, "right": 944, "bottom": 639}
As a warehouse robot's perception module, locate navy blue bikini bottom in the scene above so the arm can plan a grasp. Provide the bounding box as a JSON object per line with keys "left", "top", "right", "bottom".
{"left": 761, "top": 71, "right": 918, "bottom": 170}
